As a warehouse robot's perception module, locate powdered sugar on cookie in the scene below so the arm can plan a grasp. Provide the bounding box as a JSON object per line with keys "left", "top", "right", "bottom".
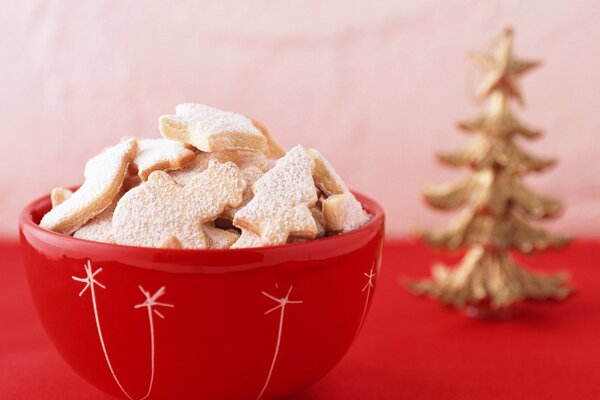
{"left": 222, "top": 166, "right": 264, "bottom": 220}
{"left": 40, "top": 138, "right": 137, "bottom": 234}
{"left": 132, "top": 138, "right": 195, "bottom": 181}
{"left": 159, "top": 103, "right": 267, "bottom": 152}
{"left": 322, "top": 193, "right": 371, "bottom": 232}
{"left": 308, "top": 148, "right": 371, "bottom": 232}
{"left": 73, "top": 191, "right": 122, "bottom": 243}
{"left": 169, "top": 151, "right": 237, "bottom": 186}
{"left": 234, "top": 145, "right": 318, "bottom": 245}
{"left": 308, "top": 149, "right": 349, "bottom": 196}
{"left": 39, "top": 104, "right": 372, "bottom": 248}
{"left": 112, "top": 160, "right": 245, "bottom": 248}
{"left": 204, "top": 225, "right": 240, "bottom": 249}
{"left": 234, "top": 151, "right": 274, "bottom": 172}
{"left": 230, "top": 229, "right": 264, "bottom": 249}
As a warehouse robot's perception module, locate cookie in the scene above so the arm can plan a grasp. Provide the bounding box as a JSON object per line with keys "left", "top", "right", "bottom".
{"left": 73, "top": 191, "right": 122, "bottom": 244}
{"left": 169, "top": 151, "right": 238, "bottom": 186}
{"left": 310, "top": 207, "right": 326, "bottom": 237}
{"left": 308, "top": 149, "right": 370, "bottom": 232}
{"left": 322, "top": 193, "right": 371, "bottom": 232}
{"left": 230, "top": 229, "right": 264, "bottom": 249}
{"left": 233, "top": 145, "right": 317, "bottom": 245}
{"left": 159, "top": 103, "right": 267, "bottom": 153}
{"left": 113, "top": 160, "right": 246, "bottom": 248}
{"left": 308, "top": 149, "right": 349, "bottom": 196}
{"left": 131, "top": 138, "right": 195, "bottom": 181}
{"left": 222, "top": 166, "right": 264, "bottom": 220}
{"left": 252, "top": 119, "right": 286, "bottom": 159}
{"left": 40, "top": 138, "right": 137, "bottom": 234}
{"left": 286, "top": 208, "right": 324, "bottom": 241}
{"left": 159, "top": 235, "right": 183, "bottom": 249}
{"left": 51, "top": 188, "right": 73, "bottom": 208}
{"left": 204, "top": 225, "right": 240, "bottom": 249}
{"left": 234, "top": 150, "right": 275, "bottom": 172}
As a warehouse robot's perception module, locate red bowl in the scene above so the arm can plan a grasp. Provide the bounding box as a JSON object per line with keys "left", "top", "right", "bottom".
{"left": 19, "top": 191, "right": 384, "bottom": 400}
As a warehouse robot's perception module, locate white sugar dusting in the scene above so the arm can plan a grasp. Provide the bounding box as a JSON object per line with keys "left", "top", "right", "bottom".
{"left": 223, "top": 166, "right": 264, "bottom": 220}
{"left": 175, "top": 103, "right": 262, "bottom": 137}
{"left": 40, "top": 138, "right": 136, "bottom": 234}
{"left": 204, "top": 225, "right": 240, "bottom": 248}
{"left": 74, "top": 192, "right": 122, "bottom": 243}
{"left": 308, "top": 148, "right": 349, "bottom": 195}
{"left": 133, "top": 138, "right": 195, "bottom": 180}
{"left": 234, "top": 145, "right": 318, "bottom": 245}
{"left": 39, "top": 105, "right": 372, "bottom": 247}
{"left": 169, "top": 151, "right": 237, "bottom": 186}
{"left": 308, "top": 149, "right": 371, "bottom": 232}
{"left": 234, "top": 151, "right": 273, "bottom": 172}
{"left": 159, "top": 104, "right": 267, "bottom": 152}
{"left": 323, "top": 193, "right": 371, "bottom": 232}
{"left": 231, "top": 229, "right": 264, "bottom": 249}
{"left": 113, "top": 160, "right": 246, "bottom": 248}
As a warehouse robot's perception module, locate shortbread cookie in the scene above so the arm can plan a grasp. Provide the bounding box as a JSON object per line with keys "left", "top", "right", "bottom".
{"left": 113, "top": 160, "right": 246, "bottom": 248}
{"left": 252, "top": 119, "right": 286, "bottom": 159}
{"left": 51, "top": 188, "right": 73, "bottom": 208}
{"left": 222, "top": 166, "right": 264, "bottom": 220}
{"left": 169, "top": 151, "right": 238, "bottom": 186}
{"left": 230, "top": 229, "right": 264, "bottom": 249}
{"left": 322, "top": 193, "right": 371, "bottom": 232}
{"left": 234, "top": 151, "right": 275, "bottom": 172}
{"left": 73, "top": 191, "right": 122, "bottom": 244}
{"left": 310, "top": 208, "right": 326, "bottom": 237}
{"left": 131, "top": 138, "right": 195, "bottom": 181}
{"left": 287, "top": 208, "right": 324, "bottom": 240}
{"left": 234, "top": 145, "right": 317, "bottom": 245}
{"left": 308, "top": 149, "right": 370, "bottom": 231}
{"left": 204, "top": 225, "right": 240, "bottom": 249}
{"left": 40, "top": 138, "right": 137, "bottom": 234}
{"left": 170, "top": 150, "right": 272, "bottom": 187}
{"left": 159, "top": 236, "right": 183, "bottom": 249}
{"left": 308, "top": 149, "right": 348, "bottom": 196}
{"left": 159, "top": 103, "right": 267, "bottom": 152}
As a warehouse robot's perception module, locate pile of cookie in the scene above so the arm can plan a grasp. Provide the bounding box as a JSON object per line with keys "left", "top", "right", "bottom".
{"left": 39, "top": 104, "right": 371, "bottom": 249}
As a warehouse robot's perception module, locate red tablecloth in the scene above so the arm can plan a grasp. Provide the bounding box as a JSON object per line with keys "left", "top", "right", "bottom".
{"left": 1, "top": 238, "right": 599, "bottom": 399}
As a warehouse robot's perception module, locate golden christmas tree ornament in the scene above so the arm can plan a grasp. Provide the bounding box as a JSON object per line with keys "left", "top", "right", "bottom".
{"left": 470, "top": 28, "right": 540, "bottom": 104}
{"left": 408, "top": 27, "right": 574, "bottom": 317}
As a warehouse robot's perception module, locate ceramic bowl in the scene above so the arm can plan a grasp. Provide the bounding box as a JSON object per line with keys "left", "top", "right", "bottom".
{"left": 19, "top": 191, "right": 384, "bottom": 400}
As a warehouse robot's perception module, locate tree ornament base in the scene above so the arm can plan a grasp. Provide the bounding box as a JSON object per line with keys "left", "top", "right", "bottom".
{"left": 408, "top": 246, "right": 573, "bottom": 317}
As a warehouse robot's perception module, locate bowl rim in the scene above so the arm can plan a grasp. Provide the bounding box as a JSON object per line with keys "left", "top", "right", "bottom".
{"left": 20, "top": 188, "right": 385, "bottom": 255}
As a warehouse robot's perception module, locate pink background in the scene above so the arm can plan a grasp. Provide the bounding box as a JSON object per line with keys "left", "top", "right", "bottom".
{"left": 1, "top": 1, "right": 599, "bottom": 238}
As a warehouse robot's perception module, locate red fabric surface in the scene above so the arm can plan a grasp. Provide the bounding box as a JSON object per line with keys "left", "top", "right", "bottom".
{"left": 1, "top": 238, "right": 599, "bottom": 399}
